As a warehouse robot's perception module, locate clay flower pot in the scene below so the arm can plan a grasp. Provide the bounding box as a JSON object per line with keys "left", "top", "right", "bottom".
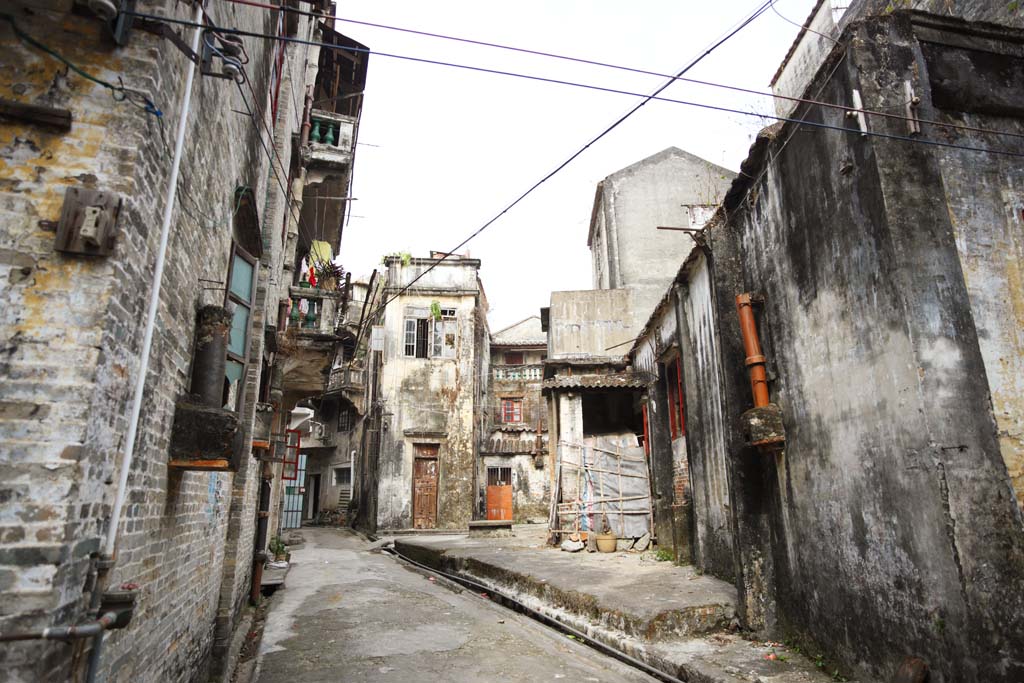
{"left": 595, "top": 532, "right": 617, "bottom": 553}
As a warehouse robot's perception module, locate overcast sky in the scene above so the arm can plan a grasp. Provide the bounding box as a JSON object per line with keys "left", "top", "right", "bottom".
{"left": 337, "top": 1, "right": 818, "bottom": 331}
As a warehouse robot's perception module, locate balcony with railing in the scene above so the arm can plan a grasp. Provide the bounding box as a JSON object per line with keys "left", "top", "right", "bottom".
{"left": 287, "top": 285, "right": 344, "bottom": 337}
{"left": 326, "top": 364, "right": 366, "bottom": 395}
{"left": 492, "top": 364, "right": 544, "bottom": 381}
{"left": 306, "top": 109, "right": 356, "bottom": 170}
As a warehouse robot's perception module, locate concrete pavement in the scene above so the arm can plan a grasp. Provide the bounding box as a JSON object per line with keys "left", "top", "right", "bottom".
{"left": 253, "top": 527, "right": 658, "bottom": 682}
{"left": 394, "top": 527, "right": 841, "bottom": 683}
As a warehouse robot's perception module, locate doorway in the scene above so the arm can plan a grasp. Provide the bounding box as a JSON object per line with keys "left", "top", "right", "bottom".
{"left": 413, "top": 444, "right": 439, "bottom": 529}
{"left": 486, "top": 466, "right": 513, "bottom": 521}
{"left": 305, "top": 473, "right": 321, "bottom": 521}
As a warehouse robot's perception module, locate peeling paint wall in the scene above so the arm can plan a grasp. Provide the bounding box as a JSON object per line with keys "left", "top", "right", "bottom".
{"left": 0, "top": 3, "right": 317, "bottom": 680}
{"left": 484, "top": 342, "right": 548, "bottom": 522}
{"left": 705, "top": 13, "right": 1024, "bottom": 682}
{"left": 375, "top": 257, "right": 486, "bottom": 530}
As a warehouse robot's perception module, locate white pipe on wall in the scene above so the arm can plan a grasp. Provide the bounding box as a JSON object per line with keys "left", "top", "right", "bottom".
{"left": 103, "top": 2, "right": 205, "bottom": 558}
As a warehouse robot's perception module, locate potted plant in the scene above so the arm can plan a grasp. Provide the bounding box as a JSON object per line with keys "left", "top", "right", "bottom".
{"left": 314, "top": 260, "right": 345, "bottom": 291}
{"left": 595, "top": 514, "right": 617, "bottom": 553}
{"left": 269, "top": 536, "right": 288, "bottom": 562}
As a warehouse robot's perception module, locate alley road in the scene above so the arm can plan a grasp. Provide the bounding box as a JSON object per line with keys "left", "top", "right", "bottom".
{"left": 254, "top": 528, "right": 656, "bottom": 682}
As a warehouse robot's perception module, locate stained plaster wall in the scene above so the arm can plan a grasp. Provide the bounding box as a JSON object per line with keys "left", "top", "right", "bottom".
{"left": 706, "top": 12, "right": 1024, "bottom": 682}
{"left": 375, "top": 258, "right": 484, "bottom": 530}
{"left": 633, "top": 253, "right": 736, "bottom": 567}
{"left": 547, "top": 289, "right": 635, "bottom": 360}
{"left": 0, "top": 2, "right": 314, "bottom": 680}
{"left": 588, "top": 147, "right": 734, "bottom": 335}
{"left": 632, "top": 289, "right": 687, "bottom": 553}
{"left": 772, "top": 1, "right": 1024, "bottom": 120}
{"left": 481, "top": 454, "right": 549, "bottom": 523}
{"left": 485, "top": 345, "right": 548, "bottom": 521}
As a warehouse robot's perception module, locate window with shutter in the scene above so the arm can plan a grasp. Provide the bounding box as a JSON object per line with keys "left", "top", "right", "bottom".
{"left": 224, "top": 244, "right": 257, "bottom": 412}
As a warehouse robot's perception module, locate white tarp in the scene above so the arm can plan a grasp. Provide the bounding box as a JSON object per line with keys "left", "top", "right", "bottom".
{"left": 552, "top": 432, "right": 653, "bottom": 539}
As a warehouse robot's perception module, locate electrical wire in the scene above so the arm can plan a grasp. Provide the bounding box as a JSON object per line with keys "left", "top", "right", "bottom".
{"left": 0, "top": 12, "right": 162, "bottom": 116}
{"left": 233, "top": 77, "right": 319, "bottom": 251}
{"left": 357, "top": 0, "right": 779, "bottom": 323}
{"left": 770, "top": 0, "right": 840, "bottom": 43}
{"left": 124, "top": 9, "right": 1024, "bottom": 152}
{"left": 213, "top": 0, "right": 1024, "bottom": 142}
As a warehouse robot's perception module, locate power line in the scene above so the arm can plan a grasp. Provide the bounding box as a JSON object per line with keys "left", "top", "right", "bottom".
{"left": 358, "top": 0, "right": 779, "bottom": 324}
{"left": 1, "top": 12, "right": 162, "bottom": 116}
{"left": 149, "top": 2, "right": 1024, "bottom": 327}
{"left": 126, "top": 9, "right": 1024, "bottom": 160}
{"left": 212, "top": 0, "right": 1024, "bottom": 142}
{"left": 125, "top": 9, "right": 1024, "bottom": 151}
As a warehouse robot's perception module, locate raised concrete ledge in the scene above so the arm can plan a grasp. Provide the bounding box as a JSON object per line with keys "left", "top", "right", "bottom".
{"left": 468, "top": 520, "right": 514, "bottom": 538}
{"left": 394, "top": 529, "right": 836, "bottom": 683}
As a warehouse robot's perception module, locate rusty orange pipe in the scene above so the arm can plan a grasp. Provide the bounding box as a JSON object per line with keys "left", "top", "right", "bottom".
{"left": 736, "top": 293, "right": 769, "bottom": 408}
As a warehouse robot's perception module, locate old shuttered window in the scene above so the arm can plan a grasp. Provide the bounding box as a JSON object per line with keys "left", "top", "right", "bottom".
{"left": 431, "top": 308, "right": 457, "bottom": 358}
{"left": 404, "top": 318, "right": 427, "bottom": 358}
{"left": 503, "top": 351, "right": 524, "bottom": 365}
{"left": 501, "top": 398, "right": 523, "bottom": 424}
{"left": 404, "top": 308, "right": 456, "bottom": 359}
{"left": 225, "top": 245, "right": 257, "bottom": 411}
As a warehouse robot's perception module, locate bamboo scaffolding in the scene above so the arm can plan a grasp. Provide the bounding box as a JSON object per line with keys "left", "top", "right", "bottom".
{"left": 616, "top": 442, "right": 625, "bottom": 536}
{"left": 556, "top": 494, "right": 650, "bottom": 507}
{"left": 550, "top": 438, "right": 653, "bottom": 542}
{"left": 555, "top": 464, "right": 647, "bottom": 479}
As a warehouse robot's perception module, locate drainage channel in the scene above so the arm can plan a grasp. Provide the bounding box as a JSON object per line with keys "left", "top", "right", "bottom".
{"left": 382, "top": 544, "right": 684, "bottom": 683}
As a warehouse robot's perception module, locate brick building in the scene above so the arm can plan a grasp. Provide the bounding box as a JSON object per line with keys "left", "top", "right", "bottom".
{"left": 0, "top": 1, "right": 366, "bottom": 680}
{"left": 481, "top": 316, "right": 549, "bottom": 523}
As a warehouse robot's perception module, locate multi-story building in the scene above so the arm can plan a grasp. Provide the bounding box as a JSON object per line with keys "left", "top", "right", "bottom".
{"left": 0, "top": 2, "right": 366, "bottom": 680}
{"left": 588, "top": 146, "right": 733, "bottom": 335}
{"left": 481, "top": 316, "right": 549, "bottom": 522}
{"left": 369, "top": 253, "right": 489, "bottom": 531}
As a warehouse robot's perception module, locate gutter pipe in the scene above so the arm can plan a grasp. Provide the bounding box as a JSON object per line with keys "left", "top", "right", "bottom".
{"left": 735, "top": 293, "right": 769, "bottom": 407}
{"left": 87, "top": 4, "right": 205, "bottom": 681}
{"left": 0, "top": 613, "right": 119, "bottom": 643}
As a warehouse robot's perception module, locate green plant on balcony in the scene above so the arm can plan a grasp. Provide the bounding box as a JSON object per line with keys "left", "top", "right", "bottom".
{"left": 381, "top": 251, "right": 412, "bottom": 266}
{"left": 313, "top": 260, "right": 345, "bottom": 291}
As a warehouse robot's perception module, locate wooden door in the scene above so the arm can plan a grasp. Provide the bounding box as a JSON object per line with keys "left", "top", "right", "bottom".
{"left": 486, "top": 466, "right": 513, "bottom": 521}
{"left": 413, "top": 448, "right": 439, "bottom": 529}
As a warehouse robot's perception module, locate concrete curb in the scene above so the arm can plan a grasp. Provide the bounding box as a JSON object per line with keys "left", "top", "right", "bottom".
{"left": 393, "top": 539, "right": 843, "bottom": 683}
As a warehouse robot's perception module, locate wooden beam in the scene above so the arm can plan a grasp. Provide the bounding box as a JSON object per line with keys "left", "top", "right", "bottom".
{"left": 0, "top": 98, "right": 72, "bottom": 131}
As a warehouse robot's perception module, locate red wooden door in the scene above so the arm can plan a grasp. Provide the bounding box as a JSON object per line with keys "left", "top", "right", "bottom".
{"left": 486, "top": 466, "right": 513, "bottom": 521}
{"left": 413, "top": 451, "right": 439, "bottom": 529}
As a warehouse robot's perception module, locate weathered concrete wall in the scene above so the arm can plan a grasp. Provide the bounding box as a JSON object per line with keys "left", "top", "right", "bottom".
{"left": 588, "top": 147, "right": 734, "bottom": 335}
{"left": 772, "top": 1, "right": 1024, "bottom": 119}
{"left": 376, "top": 259, "right": 484, "bottom": 530}
{"left": 0, "top": 2, "right": 316, "bottom": 680}
{"left": 484, "top": 342, "right": 548, "bottom": 521}
{"left": 632, "top": 287, "right": 686, "bottom": 554}
{"left": 705, "top": 12, "right": 1024, "bottom": 682}
{"left": 911, "top": 25, "right": 1024, "bottom": 513}
{"left": 547, "top": 289, "right": 635, "bottom": 360}
{"left": 481, "top": 454, "right": 549, "bottom": 522}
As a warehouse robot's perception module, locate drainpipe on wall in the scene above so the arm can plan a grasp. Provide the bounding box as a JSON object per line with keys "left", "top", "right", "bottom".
{"left": 86, "top": 4, "right": 205, "bottom": 681}
{"left": 735, "top": 293, "right": 769, "bottom": 408}
{"left": 734, "top": 293, "right": 786, "bottom": 453}
{"left": 250, "top": 463, "right": 273, "bottom": 604}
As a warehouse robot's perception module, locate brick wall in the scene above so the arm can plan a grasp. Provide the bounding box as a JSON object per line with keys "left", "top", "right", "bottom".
{"left": 0, "top": 1, "right": 316, "bottom": 680}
